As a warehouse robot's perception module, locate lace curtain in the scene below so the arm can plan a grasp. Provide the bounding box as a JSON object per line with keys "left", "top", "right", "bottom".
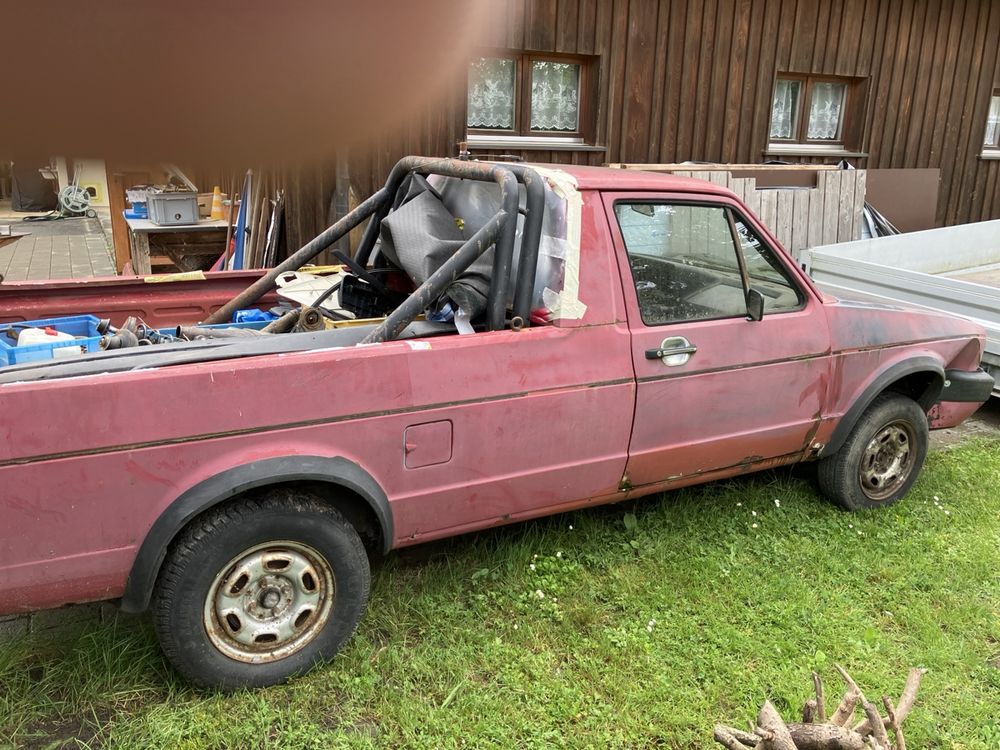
{"left": 467, "top": 58, "right": 515, "bottom": 129}
{"left": 530, "top": 61, "right": 580, "bottom": 132}
{"left": 770, "top": 79, "right": 800, "bottom": 139}
{"left": 986, "top": 95, "right": 1000, "bottom": 147}
{"left": 807, "top": 82, "right": 846, "bottom": 140}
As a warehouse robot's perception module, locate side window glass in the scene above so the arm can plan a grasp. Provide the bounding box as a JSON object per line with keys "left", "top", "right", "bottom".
{"left": 732, "top": 215, "right": 804, "bottom": 313}
{"left": 614, "top": 203, "right": 747, "bottom": 325}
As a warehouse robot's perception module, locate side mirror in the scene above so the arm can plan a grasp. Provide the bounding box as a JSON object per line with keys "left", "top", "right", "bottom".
{"left": 746, "top": 288, "right": 765, "bottom": 322}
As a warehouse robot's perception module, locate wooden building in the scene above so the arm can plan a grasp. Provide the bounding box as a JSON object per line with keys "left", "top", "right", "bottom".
{"left": 346, "top": 0, "right": 1000, "bottom": 232}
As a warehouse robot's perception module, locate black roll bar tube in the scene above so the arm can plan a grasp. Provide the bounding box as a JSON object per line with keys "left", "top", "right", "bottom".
{"left": 211, "top": 157, "right": 526, "bottom": 333}
{"left": 499, "top": 164, "right": 544, "bottom": 326}
{"left": 204, "top": 186, "right": 391, "bottom": 325}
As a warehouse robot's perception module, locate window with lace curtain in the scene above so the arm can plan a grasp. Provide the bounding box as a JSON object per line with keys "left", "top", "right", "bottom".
{"left": 467, "top": 53, "right": 594, "bottom": 141}
{"left": 768, "top": 74, "right": 865, "bottom": 151}
{"left": 984, "top": 90, "right": 1000, "bottom": 152}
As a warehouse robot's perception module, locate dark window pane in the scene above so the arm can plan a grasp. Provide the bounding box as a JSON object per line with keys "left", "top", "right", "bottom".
{"left": 615, "top": 203, "right": 747, "bottom": 325}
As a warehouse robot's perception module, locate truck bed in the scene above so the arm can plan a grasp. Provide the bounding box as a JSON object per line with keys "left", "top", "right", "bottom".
{"left": 948, "top": 263, "right": 1000, "bottom": 287}
{"left": 0, "top": 270, "right": 280, "bottom": 328}
{"left": 805, "top": 219, "right": 1000, "bottom": 395}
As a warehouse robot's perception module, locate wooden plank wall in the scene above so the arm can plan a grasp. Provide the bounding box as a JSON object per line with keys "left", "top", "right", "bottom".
{"left": 672, "top": 169, "right": 867, "bottom": 256}
{"left": 393, "top": 0, "right": 1000, "bottom": 228}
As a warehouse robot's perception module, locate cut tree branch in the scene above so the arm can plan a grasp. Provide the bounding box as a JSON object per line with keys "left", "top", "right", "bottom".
{"left": 813, "top": 672, "right": 827, "bottom": 722}
{"left": 853, "top": 668, "right": 924, "bottom": 735}
{"left": 715, "top": 725, "right": 757, "bottom": 750}
{"left": 830, "top": 665, "right": 864, "bottom": 727}
{"left": 881, "top": 696, "right": 906, "bottom": 750}
{"left": 712, "top": 666, "right": 923, "bottom": 750}
{"left": 861, "top": 700, "right": 891, "bottom": 750}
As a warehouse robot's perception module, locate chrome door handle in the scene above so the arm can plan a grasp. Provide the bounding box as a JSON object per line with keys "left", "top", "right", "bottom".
{"left": 645, "top": 336, "right": 697, "bottom": 366}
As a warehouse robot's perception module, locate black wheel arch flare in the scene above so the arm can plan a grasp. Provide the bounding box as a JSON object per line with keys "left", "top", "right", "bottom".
{"left": 821, "top": 356, "right": 945, "bottom": 458}
{"left": 120, "top": 455, "right": 393, "bottom": 614}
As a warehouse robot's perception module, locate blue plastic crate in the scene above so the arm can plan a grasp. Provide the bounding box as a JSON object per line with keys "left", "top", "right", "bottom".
{"left": 0, "top": 315, "right": 103, "bottom": 367}
{"left": 0, "top": 316, "right": 272, "bottom": 368}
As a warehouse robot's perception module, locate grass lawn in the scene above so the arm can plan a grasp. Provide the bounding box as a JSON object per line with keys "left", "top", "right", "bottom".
{"left": 1, "top": 439, "right": 999, "bottom": 749}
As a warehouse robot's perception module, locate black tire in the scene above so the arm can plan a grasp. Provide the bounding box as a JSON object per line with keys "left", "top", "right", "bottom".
{"left": 817, "top": 392, "right": 929, "bottom": 511}
{"left": 153, "top": 489, "right": 370, "bottom": 690}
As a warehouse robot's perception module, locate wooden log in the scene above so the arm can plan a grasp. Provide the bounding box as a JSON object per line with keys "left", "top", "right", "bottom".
{"left": 803, "top": 698, "right": 818, "bottom": 723}
{"left": 784, "top": 722, "right": 867, "bottom": 750}
{"left": 757, "top": 701, "right": 797, "bottom": 750}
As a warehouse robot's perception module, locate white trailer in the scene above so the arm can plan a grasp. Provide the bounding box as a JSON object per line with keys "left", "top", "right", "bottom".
{"left": 805, "top": 220, "right": 1000, "bottom": 397}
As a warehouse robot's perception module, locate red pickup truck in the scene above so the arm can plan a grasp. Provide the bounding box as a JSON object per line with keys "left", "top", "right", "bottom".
{"left": 0, "top": 158, "right": 992, "bottom": 690}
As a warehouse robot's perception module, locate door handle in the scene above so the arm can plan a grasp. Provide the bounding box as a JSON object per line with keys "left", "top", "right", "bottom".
{"left": 645, "top": 345, "right": 697, "bottom": 359}
{"left": 645, "top": 336, "right": 697, "bottom": 366}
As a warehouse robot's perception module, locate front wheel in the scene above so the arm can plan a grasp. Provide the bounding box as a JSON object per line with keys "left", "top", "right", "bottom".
{"left": 153, "top": 490, "right": 370, "bottom": 690}
{"left": 817, "top": 393, "right": 929, "bottom": 511}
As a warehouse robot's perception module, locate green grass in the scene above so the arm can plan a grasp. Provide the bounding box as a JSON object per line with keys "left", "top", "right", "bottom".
{"left": 2, "top": 439, "right": 999, "bottom": 749}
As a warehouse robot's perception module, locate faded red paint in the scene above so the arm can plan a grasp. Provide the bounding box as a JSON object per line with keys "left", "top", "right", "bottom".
{"left": 0, "top": 270, "right": 280, "bottom": 327}
{"left": 0, "top": 166, "right": 990, "bottom": 616}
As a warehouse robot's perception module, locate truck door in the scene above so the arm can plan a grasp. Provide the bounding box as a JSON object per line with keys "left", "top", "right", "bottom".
{"left": 602, "top": 192, "right": 831, "bottom": 491}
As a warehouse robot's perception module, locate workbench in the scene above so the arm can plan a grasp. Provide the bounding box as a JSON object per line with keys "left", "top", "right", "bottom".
{"left": 125, "top": 216, "right": 229, "bottom": 275}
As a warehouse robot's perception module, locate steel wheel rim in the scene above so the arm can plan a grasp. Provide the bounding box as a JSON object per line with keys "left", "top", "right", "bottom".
{"left": 203, "top": 541, "right": 335, "bottom": 663}
{"left": 859, "top": 419, "right": 916, "bottom": 501}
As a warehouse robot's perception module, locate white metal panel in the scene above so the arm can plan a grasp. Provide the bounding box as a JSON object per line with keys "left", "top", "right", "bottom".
{"left": 807, "top": 221, "right": 1000, "bottom": 374}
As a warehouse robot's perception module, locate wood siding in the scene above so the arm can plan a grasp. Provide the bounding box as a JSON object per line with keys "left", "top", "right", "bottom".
{"left": 355, "top": 0, "right": 1000, "bottom": 229}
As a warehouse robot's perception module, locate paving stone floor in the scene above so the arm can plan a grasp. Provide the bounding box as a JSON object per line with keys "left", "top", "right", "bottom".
{"left": 0, "top": 214, "right": 116, "bottom": 282}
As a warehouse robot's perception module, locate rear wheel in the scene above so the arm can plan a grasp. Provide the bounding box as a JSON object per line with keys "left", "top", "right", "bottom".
{"left": 153, "top": 489, "right": 370, "bottom": 690}
{"left": 817, "top": 393, "right": 929, "bottom": 511}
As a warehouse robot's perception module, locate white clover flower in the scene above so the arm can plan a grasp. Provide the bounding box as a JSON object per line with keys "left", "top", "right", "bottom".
{"left": 751, "top": 510, "right": 757, "bottom": 517}
{"left": 849, "top": 524, "right": 854, "bottom": 529}
{"left": 752, "top": 523, "right": 759, "bottom": 529}
{"left": 513, "top": 623, "right": 518, "bottom": 630}
{"left": 945, "top": 510, "right": 951, "bottom": 515}
{"left": 536, "top": 589, "right": 545, "bottom": 599}
{"left": 774, "top": 499, "right": 781, "bottom": 508}
{"left": 569, "top": 525, "right": 574, "bottom": 531}
{"left": 529, "top": 564, "right": 536, "bottom": 571}
{"left": 556, "top": 551, "right": 562, "bottom": 558}
{"left": 736, "top": 502, "right": 742, "bottom": 507}
{"left": 934, "top": 495, "right": 940, "bottom": 502}
{"left": 646, "top": 625, "right": 653, "bottom": 633}
{"left": 857, "top": 530, "right": 863, "bottom": 536}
